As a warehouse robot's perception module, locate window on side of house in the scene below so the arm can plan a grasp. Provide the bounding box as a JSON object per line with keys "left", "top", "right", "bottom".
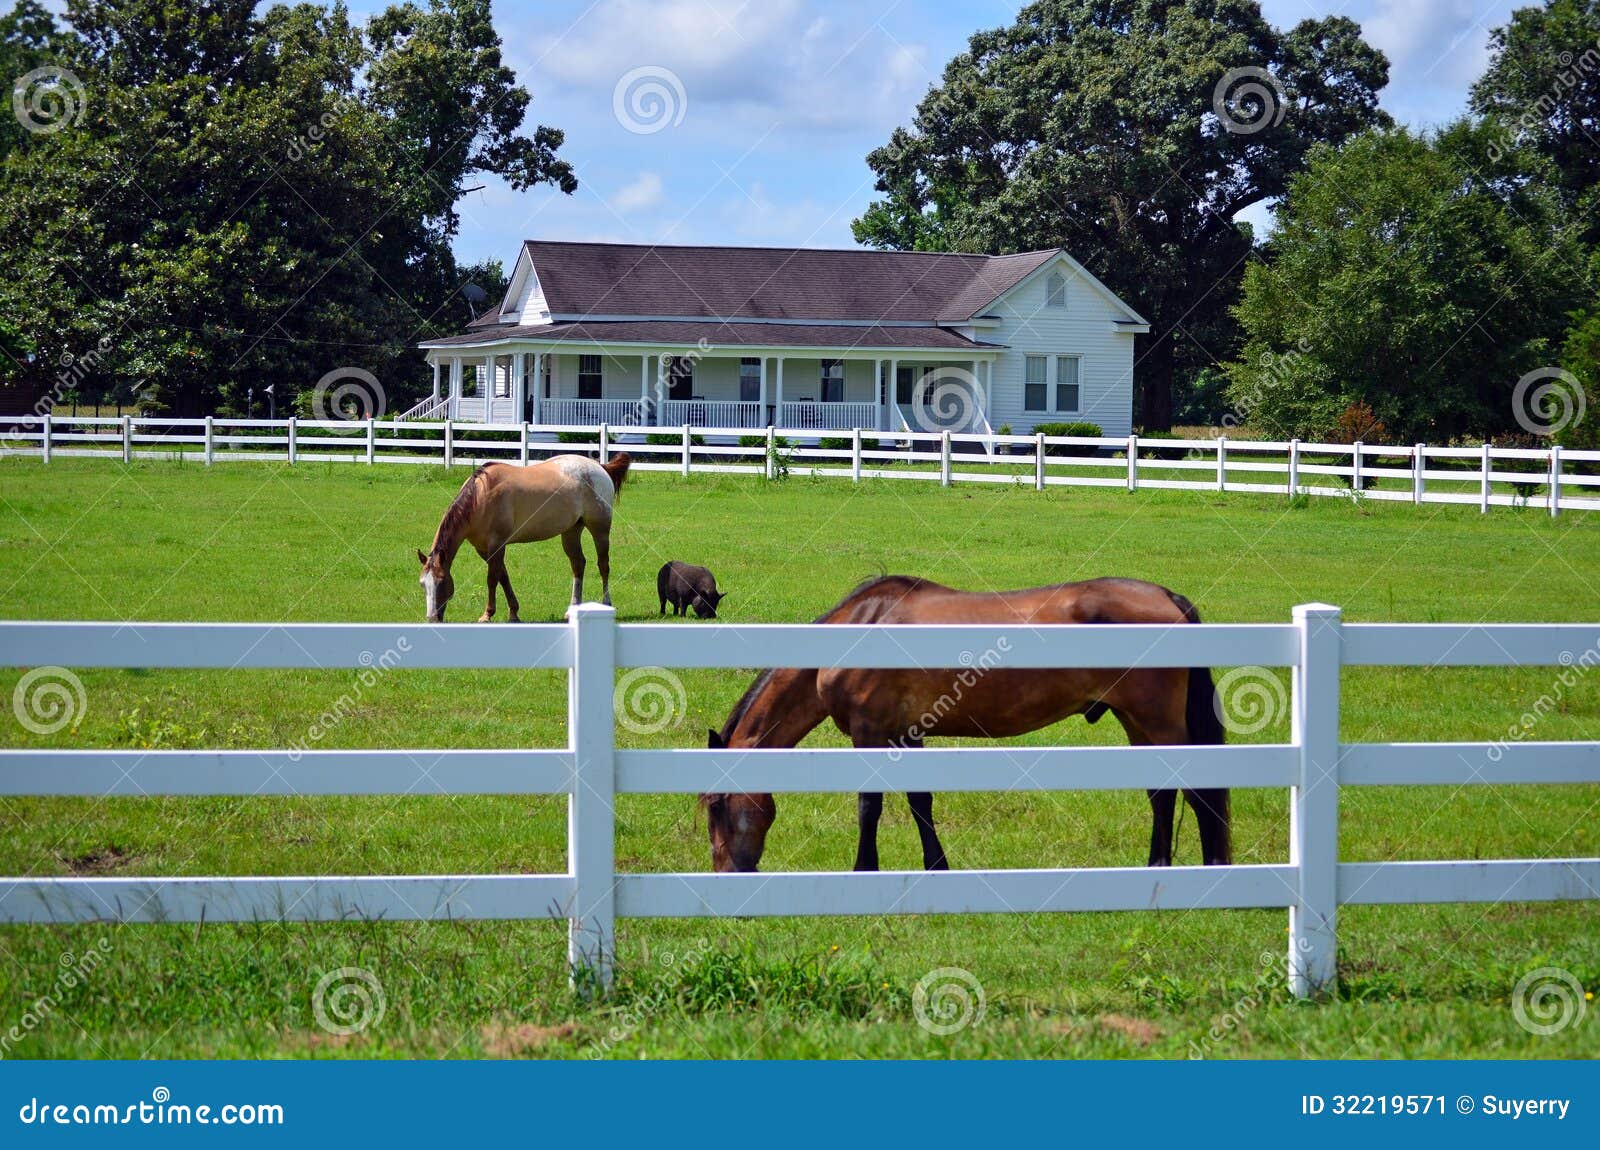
{"left": 578, "top": 354, "right": 603, "bottom": 400}
{"left": 820, "top": 359, "right": 845, "bottom": 403}
{"left": 739, "top": 357, "right": 761, "bottom": 402}
{"left": 1055, "top": 355, "right": 1081, "bottom": 412}
{"left": 1024, "top": 356, "right": 1047, "bottom": 411}
{"left": 1045, "top": 270, "right": 1067, "bottom": 309}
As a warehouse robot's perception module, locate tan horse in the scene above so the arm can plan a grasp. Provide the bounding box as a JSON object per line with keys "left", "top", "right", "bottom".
{"left": 416, "top": 454, "right": 630, "bottom": 622}
{"left": 703, "top": 575, "right": 1230, "bottom": 873}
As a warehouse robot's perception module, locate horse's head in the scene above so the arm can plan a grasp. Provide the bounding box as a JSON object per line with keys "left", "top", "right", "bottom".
{"left": 702, "top": 729, "right": 775, "bottom": 872}
{"left": 416, "top": 548, "right": 455, "bottom": 622}
{"left": 692, "top": 590, "right": 726, "bottom": 619}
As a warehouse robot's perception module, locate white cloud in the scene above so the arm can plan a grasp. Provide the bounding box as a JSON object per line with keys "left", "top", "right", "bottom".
{"left": 1364, "top": 0, "right": 1498, "bottom": 90}
{"left": 535, "top": 0, "right": 930, "bottom": 132}
{"left": 611, "top": 170, "right": 664, "bottom": 213}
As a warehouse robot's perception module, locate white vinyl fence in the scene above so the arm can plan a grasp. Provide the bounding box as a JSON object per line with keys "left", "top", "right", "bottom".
{"left": 2, "top": 606, "right": 1597, "bottom": 996}
{"left": 4, "top": 415, "right": 1597, "bottom": 514}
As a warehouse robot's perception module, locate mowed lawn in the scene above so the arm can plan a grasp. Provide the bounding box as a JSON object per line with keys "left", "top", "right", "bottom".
{"left": 0, "top": 456, "right": 1597, "bottom": 1059}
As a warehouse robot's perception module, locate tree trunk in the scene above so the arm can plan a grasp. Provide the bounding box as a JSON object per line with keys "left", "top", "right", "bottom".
{"left": 1138, "top": 334, "right": 1174, "bottom": 432}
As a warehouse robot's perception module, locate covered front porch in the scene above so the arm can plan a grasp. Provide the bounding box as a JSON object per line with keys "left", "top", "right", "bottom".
{"left": 410, "top": 343, "right": 1001, "bottom": 435}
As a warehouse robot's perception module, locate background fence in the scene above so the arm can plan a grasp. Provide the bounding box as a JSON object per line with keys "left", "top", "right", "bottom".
{"left": 4, "top": 415, "right": 1597, "bottom": 513}
{"left": 2, "top": 605, "right": 1597, "bottom": 996}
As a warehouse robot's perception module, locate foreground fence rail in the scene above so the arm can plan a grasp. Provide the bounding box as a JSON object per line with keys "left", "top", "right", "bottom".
{"left": 1, "top": 606, "right": 1597, "bottom": 996}
{"left": 5, "top": 415, "right": 1597, "bottom": 514}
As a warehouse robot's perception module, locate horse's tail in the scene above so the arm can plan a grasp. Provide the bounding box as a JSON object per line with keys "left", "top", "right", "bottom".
{"left": 1168, "top": 591, "right": 1225, "bottom": 747}
{"left": 602, "top": 452, "right": 631, "bottom": 499}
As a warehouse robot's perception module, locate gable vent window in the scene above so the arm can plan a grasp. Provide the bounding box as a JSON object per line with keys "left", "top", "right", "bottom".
{"left": 1024, "top": 356, "right": 1047, "bottom": 411}
{"left": 1045, "top": 270, "right": 1067, "bottom": 309}
{"left": 1055, "top": 356, "right": 1081, "bottom": 412}
{"left": 578, "top": 354, "right": 603, "bottom": 399}
{"left": 820, "top": 359, "right": 845, "bottom": 403}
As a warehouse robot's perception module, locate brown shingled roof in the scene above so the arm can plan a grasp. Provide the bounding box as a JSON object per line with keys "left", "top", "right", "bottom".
{"left": 422, "top": 320, "right": 1003, "bottom": 352}
{"left": 515, "top": 241, "right": 1059, "bottom": 324}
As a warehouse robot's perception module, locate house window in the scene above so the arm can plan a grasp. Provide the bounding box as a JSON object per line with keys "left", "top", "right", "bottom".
{"left": 665, "top": 355, "right": 694, "bottom": 401}
{"left": 542, "top": 356, "right": 551, "bottom": 398}
{"left": 739, "top": 357, "right": 761, "bottom": 402}
{"left": 820, "top": 359, "right": 845, "bottom": 403}
{"left": 895, "top": 365, "right": 916, "bottom": 406}
{"left": 1055, "top": 356, "right": 1081, "bottom": 412}
{"left": 1046, "top": 271, "right": 1067, "bottom": 309}
{"left": 1024, "top": 356, "right": 1047, "bottom": 411}
{"left": 578, "top": 354, "right": 602, "bottom": 400}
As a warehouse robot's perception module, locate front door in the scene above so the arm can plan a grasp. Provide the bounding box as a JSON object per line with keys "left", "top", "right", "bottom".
{"left": 666, "top": 356, "right": 693, "bottom": 401}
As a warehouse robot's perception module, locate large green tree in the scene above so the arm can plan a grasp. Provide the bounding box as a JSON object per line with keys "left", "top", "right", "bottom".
{"left": 1472, "top": 0, "right": 1600, "bottom": 239}
{"left": 852, "top": 0, "right": 1390, "bottom": 430}
{"left": 0, "top": 0, "right": 573, "bottom": 416}
{"left": 1227, "top": 123, "right": 1584, "bottom": 443}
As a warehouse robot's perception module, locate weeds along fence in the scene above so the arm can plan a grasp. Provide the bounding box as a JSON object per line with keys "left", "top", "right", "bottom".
{"left": 1, "top": 605, "right": 1598, "bottom": 996}
{"left": 3, "top": 415, "right": 1597, "bottom": 514}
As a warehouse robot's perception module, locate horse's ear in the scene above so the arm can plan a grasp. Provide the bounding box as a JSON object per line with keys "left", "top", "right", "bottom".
{"left": 416, "top": 549, "right": 428, "bottom": 565}
{"left": 707, "top": 728, "right": 724, "bottom": 748}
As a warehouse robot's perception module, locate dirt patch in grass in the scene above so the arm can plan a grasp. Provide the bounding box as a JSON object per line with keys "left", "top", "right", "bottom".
{"left": 61, "top": 845, "right": 136, "bottom": 874}
{"left": 479, "top": 1020, "right": 577, "bottom": 1057}
{"left": 1096, "top": 1013, "right": 1163, "bottom": 1045}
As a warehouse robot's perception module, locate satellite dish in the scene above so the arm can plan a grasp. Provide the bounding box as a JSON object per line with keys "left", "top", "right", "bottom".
{"left": 461, "top": 282, "right": 489, "bottom": 307}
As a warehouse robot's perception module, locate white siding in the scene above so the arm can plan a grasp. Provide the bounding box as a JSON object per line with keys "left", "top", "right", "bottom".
{"left": 980, "top": 260, "right": 1136, "bottom": 437}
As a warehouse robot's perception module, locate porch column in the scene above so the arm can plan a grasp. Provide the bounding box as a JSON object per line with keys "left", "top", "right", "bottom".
{"left": 451, "top": 356, "right": 463, "bottom": 404}
{"left": 640, "top": 354, "right": 650, "bottom": 425}
{"left": 970, "top": 359, "right": 980, "bottom": 430}
{"left": 430, "top": 359, "right": 441, "bottom": 402}
{"left": 512, "top": 351, "right": 526, "bottom": 422}
{"left": 484, "top": 354, "right": 494, "bottom": 406}
{"left": 758, "top": 356, "right": 767, "bottom": 425}
{"left": 532, "top": 353, "right": 543, "bottom": 425}
{"left": 886, "top": 358, "right": 898, "bottom": 431}
{"left": 774, "top": 357, "right": 784, "bottom": 427}
{"left": 874, "top": 358, "right": 883, "bottom": 433}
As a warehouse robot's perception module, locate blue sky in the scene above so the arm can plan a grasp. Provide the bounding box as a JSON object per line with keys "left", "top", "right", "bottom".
{"left": 353, "top": 0, "right": 1530, "bottom": 266}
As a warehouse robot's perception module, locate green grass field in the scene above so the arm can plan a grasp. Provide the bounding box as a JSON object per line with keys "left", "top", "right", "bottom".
{"left": 0, "top": 457, "right": 1597, "bottom": 1059}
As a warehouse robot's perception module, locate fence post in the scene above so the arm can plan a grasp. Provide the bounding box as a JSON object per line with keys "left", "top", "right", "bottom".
{"left": 1126, "top": 433, "right": 1138, "bottom": 492}
{"left": 1216, "top": 436, "right": 1226, "bottom": 492}
{"left": 681, "top": 424, "right": 691, "bottom": 478}
{"left": 519, "top": 422, "right": 530, "bottom": 467}
{"left": 1480, "top": 442, "right": 1491, "bottom": 513}
{"left": 1034, "top": 432, "right": 1045, "bottom": 491}
{"left": 1287, "top": 438, "right": 1299, "bottom": 496}
{"left": 599, "top": 423, "right": 610, "bottom": 464}
{"left": 204, "top": 416, "right": 214, "bottom": 466}
{"left": 567, "top": 602, "right": 616, "bottom": 991}
{"left": 40, "top": 413, "right": 50, "bottom": 464}
{"left": 765, "top": 426, "right": 776, "bottom": 481}
{"left": 443, "top": 420, "right": 454, "bottom": 469}
{"left": 121, "top": 415, "right": 131, "bottom": 464}
{"left": 1350, "top": 441, "right": 1362, "bottom": 494}
{"left": 851, "top": 427, "right": 862, "bottom": 482}
{"left": 1290, "top": 602, "right": 1342, "bottom": 998}
{"left": 1412, "top": 443, "right": 1424, "bottom": 504}
{"left": 1549, "top": 445, "right": 1562, "bottom": 518}
{"left": 940, "top": 430, "right": 952, "bottom": 487}
{"left": 287, "top": 417, "right": 297, "bottom": 465}
{"left": 365, "top": 417, "right": 376, "bottom": 465}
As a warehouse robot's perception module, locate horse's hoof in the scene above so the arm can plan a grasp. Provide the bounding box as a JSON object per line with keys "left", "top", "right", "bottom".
{"left": 477, "top": 613, "right": 492, "bottom": 623}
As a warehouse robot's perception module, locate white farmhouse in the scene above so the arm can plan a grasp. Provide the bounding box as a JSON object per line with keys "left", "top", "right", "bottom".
{"left": 415, "top": 241, "right": 1148, "bottom": 435}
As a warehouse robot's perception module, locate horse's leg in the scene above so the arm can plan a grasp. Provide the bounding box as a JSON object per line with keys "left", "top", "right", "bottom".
{"left": 906, "top": 791, "right": 949, "bottom": 871}
{"left": 1182, "top": 788, "right": 1232, "bottom": 866}
{"left": 560, "top": 525, "right": 586, "bottom": 606}
{"left": 479, "top": 546, "right": 499, "bottom": 623}
{"left": 589, "top": 520, "right": 612, "bottom": 606}
{"left": 1114, "top": 709, "right": 1176, "bottom": 867}
{"left": 853, "top": 791, "right": 884, "bottom": 872}
{"left": 497, "top": 549, "right": 520, "bottom": 623}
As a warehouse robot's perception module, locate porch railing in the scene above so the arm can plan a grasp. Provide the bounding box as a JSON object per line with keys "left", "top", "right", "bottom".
{"left": 658, "top": 400, "right": 764, "bottom": 430}
{"left": 541, "top": 398, "right": 648, "bottom": 427}
{"left": 778, "top": 401, "right": 879, "bottom": 431}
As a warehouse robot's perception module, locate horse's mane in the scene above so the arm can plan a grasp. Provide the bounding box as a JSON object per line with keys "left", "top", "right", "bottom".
{"left": 712, "top": 575, "right": 937, "bottom": 748}
{"left": 430, "top": 463, "right": 495, "bottom": 555}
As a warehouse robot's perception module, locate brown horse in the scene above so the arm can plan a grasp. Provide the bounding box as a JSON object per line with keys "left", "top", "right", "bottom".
{"left": 416, "top": 454, "right": 630, "bottom": 622}
{"left": 703, "top": 575, "right": 1230, "bottom": 873}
